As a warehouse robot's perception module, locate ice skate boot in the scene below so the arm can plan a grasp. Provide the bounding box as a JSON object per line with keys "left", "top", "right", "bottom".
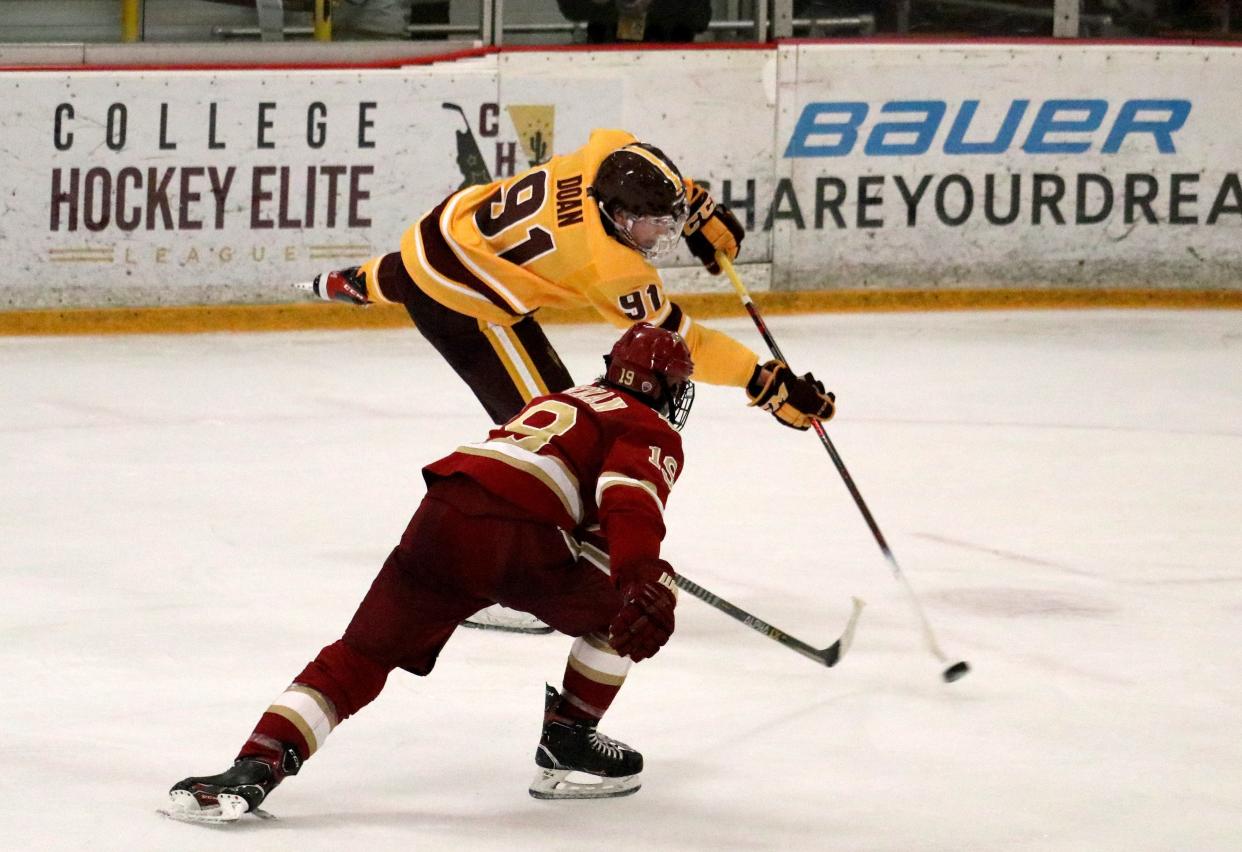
{"left": 302, "top": 266, "right": 370, "bottom": 305}
{"left": 529, "top": 685, "right": 642, "bottom": 800}
{"left": 463, "top": 603, "right": 553, "bottom": 634}
{"left": 163, "top": 744, "right": 300, "bottom": 823}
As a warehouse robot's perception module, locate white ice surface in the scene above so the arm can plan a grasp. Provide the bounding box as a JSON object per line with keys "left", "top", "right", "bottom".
{"left": 2, "top": 311, "right": 1241, "bottom": 851}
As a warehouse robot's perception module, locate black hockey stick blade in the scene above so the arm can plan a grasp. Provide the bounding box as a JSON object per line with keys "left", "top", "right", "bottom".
{"left": 675, "top": 574, "right": 865, "bottom": 669}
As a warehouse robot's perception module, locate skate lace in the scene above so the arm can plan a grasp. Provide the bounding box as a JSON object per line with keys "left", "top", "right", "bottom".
{"left": 588, "top": 730, "right": 624, "bottom": 760}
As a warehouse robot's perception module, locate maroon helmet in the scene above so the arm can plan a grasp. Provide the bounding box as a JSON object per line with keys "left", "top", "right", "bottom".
{"left": 602, "top": 323, "right": 695, "bottom": 429}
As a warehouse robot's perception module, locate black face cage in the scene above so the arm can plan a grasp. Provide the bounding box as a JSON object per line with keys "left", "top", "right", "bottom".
{"left": 599, "top": 353, "right": 694, "bottom": 430}
{"left": 664, "top": 378, "right": 695, "bottom": 431}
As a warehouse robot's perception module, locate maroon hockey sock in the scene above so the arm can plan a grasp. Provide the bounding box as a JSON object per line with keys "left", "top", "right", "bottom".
{"left": 560, "top": 664, "right": 622, "bottom": 721}
{"left": 237, "top": 639, "right": 392, "bottom": 764}
{"left": 293, "top": 639, "right": 391, "bottom": 720}
{"left": 558, "top": 632, "right": 631, "bottom": 720}
{"left": 241, "top": 716, "right": 311, "bottom": 764}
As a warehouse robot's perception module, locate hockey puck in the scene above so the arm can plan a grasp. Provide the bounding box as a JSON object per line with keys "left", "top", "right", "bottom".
{"left": 942, "top": 661, "right": 970, "bottom": 682}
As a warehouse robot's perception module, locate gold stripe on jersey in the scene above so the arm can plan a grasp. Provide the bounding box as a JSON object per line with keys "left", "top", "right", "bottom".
{"left": 596, "top": 472, "right": 664, "bottom": 514}
{"left": 456, "top": 441, "right": 583, "bottom": 522}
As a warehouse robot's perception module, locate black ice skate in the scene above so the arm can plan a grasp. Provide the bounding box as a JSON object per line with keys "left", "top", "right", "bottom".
{"left": 162, "top": 744, "right": 300, "bottom": 823}
{"left": 529, "top": 685, "right": 643, "bottom": 800}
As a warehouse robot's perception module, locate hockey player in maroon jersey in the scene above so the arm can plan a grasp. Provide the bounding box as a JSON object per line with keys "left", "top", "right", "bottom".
{"left": 165, "top": 324, "right": 695, "bottom": 822}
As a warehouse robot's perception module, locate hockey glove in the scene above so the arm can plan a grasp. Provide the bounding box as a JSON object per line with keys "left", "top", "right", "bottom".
{"left": 307, "top": 266, "right": 370, "bottom": 306}
{"left": 747, "top": 359, "right": 836, "bottom": 431}
{"left": 682, "top": 180, "right": 744, "bottom": 275}
{"left": 609, "top": 559, "right": 678, "bottom": 663}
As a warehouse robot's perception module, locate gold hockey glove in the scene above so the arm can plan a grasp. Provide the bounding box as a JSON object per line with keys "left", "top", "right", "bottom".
{"left": 682, "top": 179, "right": 744, "bottom": 275}
{"left": 746, "top": 359, "right": 836, "bottom": 431}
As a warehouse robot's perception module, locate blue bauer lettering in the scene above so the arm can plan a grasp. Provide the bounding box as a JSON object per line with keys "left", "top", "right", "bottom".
{"left": 1022, "top": 99, "right": 1108, "bottom": 154}
{"left": 1102, "top": 100, "right": 1191, "bottom": 154}
{"left": 863, "top": 101, "right": 946, "bottom": 156}
{"left": 944, "top": 100, "right": 1029, "bottom": 155}
{"left": 785, "top": 102, "right": 868, "bottom": 157}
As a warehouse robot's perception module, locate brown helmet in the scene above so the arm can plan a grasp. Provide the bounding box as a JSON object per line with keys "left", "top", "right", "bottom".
{"left": 591, "top": 144, "right": 689, "bottom": 260}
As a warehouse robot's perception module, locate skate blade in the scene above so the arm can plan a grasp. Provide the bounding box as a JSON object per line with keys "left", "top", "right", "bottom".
{"left": 159, "top": 790, "right": 275, "bottom": 824}
{"left": 528, "top": 768, "right": 641, "bottom": 800}
{"left": 461, "top": 619, "right": 554, "bottom": 635}
{"left": 461, "top": 610, "right": 554, "bottom": 634}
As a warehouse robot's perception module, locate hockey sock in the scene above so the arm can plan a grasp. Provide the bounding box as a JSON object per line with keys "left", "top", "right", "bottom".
{"left": 238, "top": 639, "right": 391, "bottom": 764}
{"left": 371, "top": 251, "right": 418, "bottom": 304}
{"left": 559, "top": 632, "right": 633, "bottom": 721}
{"left": 242, "top": 685, "right": 338, "bottom": 764}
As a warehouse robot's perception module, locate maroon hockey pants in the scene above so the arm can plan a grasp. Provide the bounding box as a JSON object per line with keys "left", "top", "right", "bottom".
{"left": 243, "top": 477, "right": 622, "bottom": 763}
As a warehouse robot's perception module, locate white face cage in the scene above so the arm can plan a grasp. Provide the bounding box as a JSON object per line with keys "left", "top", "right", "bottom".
{"left": 602, "top": 205, "right": 688, "bottom": 260}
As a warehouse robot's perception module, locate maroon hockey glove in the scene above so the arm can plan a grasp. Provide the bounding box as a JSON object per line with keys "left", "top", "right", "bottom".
{"left": 746, "top": 359, "right": 836, "bottom": 431}
{"left": 309, "top": 266, "right": 370, "bottom": 306}
{"left": 609, "top": 559, "right": 678, "bottom": 663}
{"left": 682, "top": 180, "right": 744, "bottom": 275}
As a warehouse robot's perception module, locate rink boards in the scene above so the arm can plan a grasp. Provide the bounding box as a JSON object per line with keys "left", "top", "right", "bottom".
{"left": 1, "top": 42, "right": 1240, "bottom": 314}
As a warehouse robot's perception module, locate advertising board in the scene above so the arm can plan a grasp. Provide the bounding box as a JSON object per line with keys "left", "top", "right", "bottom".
{"left": 1, "top": 44, "right": 1238, "bottom": 310}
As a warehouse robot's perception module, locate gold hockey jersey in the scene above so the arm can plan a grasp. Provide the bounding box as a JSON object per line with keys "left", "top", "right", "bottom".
{"left": 389, "top": 128, "right": 757, "bottom": 388}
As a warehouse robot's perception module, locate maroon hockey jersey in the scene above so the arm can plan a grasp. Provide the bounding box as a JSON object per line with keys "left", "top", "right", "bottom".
{"left": 423, "top": 383, "right": 683, "bottom": 578}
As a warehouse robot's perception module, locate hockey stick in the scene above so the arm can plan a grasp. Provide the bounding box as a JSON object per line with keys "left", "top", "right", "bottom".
{"left": 717, "top": 253, "right": 968, "bottom": 681}
{"left": 675, "top": 574, "right": 864, "bottom": 669}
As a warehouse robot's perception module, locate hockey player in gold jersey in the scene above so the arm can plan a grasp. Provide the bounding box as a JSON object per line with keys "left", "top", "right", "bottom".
{"left": 308, "top": 128, "right": 834, "bottom": 429}
{"left": 306, "top": 128, "right": 836, "bottom": 631}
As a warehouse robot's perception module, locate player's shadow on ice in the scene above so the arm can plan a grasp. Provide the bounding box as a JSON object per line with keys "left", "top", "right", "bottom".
{"left": 260, "top": 805, "right": 636, "bottom": 834}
